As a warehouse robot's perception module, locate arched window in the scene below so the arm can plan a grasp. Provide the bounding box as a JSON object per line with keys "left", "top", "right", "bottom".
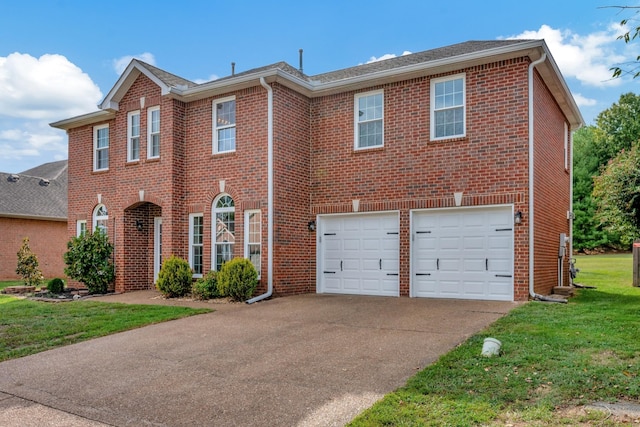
{"left": 93, "top": 204, "right": 108, "bottom": 235}
{"left": 212, "top": 194, "right": 235, "bottom": 271}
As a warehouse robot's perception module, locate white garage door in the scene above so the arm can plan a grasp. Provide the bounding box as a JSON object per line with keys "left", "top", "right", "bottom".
{"left": 318, "top": 212, "right": 399, "bottom": 296}
{"left": 412, "top": 206, "right": 514, "bottom": 301}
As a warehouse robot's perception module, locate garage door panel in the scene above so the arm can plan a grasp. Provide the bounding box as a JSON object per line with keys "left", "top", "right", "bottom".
{"left": 362, "top": 238, "right": 381, "bottom": 250}
{"left": 319, "top": 213, "right": 399, "bottom": 296}
{"left": 463, "top": 258, "right": 486, "bottom": 272}
{"left": 412, "top": 207, "right": 514, "bottom": 301}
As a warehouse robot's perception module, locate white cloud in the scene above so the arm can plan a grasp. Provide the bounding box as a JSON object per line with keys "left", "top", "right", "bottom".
{"left": 0, "top": 52, "right": 102, "bottom": 172}
{"left": 0, "top": 52, "right": 102, "bottom": 120}
{"left": 506, "top": 24, "right": 627, "bottom": 87}
{"left": 365, "top": 50, "right": 412, "bottom": 64}
{"left": 507, "top": 25, "right": 624, "bottom": 87}
{"left": 112, "top": 52, "right": 156, "bottom": 75}
{"left": 572, "top": 93, "right": 598, "bottom": 107}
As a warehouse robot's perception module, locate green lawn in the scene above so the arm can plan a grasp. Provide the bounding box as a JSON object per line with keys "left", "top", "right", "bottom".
{"left": 0, "top": 286, "right": 211, "bottom": 362}
{"left": 349, "top": 253, "right": 640, "bottom": 426}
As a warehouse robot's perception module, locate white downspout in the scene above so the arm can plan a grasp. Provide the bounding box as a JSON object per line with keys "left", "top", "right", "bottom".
{"left": 247, "top": 78, "right": 274, "bottom": 303}
{"left": 528, "top": 54, "right": 567, "bottom": 303}
{"left": 569, "top": 130, "right": 575, "bottom": 282}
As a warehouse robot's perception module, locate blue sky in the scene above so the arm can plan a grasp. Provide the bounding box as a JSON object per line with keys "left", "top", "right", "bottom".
{"left": 1, "top": 0, "right": 639, "bottom": 173}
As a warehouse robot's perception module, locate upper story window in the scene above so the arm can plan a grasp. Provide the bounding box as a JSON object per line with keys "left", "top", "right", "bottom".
{"left": 354, "top": 90, "right": 384, "bottom": 149}
{"left": 93, "top": 204, "right": 108, "bottom": 235}
{"left": 564, "top": 122, "right": 569, "bottom": 170}
{"left": 213, "top": 96, "right": 236, "bottom": 154}
{"left": 148, "top": 106, "right": 160, "bottom": 159}
{"left": 93, "top": 124, "right": 109, "bottom": 171}
{"left": 127, "top": 111, "right": 140, "bottom": 162}
{"left": 212, "top": 194, "right": 235, "bottom": 271}
{"left": 431, "top": 74, "right": 466, "bottom": 140}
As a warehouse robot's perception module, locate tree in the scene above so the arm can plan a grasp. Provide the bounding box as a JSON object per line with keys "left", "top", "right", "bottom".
{"left": 16, "top": 237, "right": 43, "bottom": 287}
{"left": 609, "top": 6, "right": 640, "bottom": 78}
{"left": 592, "top": 93, "right": 640, "bottom": 164}
{"left": 593, "top": 142, "right": 640, "bottom": 247}
{"left": 572, "top": 126, "right": 617, "bottom": 250}
{"left": 64, "top": 231, "right": 115, "bottom": 294}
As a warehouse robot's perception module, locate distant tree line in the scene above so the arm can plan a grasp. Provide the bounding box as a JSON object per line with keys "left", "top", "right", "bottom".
{"left": 573, "top": 92, "right": 640, "bottom": 252}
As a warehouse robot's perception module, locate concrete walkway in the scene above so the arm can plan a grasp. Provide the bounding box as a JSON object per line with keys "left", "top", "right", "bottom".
{"left": 0, "top": 293, "right": 517, "bottom": 426}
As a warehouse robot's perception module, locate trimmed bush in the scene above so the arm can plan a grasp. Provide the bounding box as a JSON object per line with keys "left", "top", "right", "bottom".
{"left": 156, "top": 255, "right": 193, "bottom": 298}
{"left": 217, "top": 258, "right": 258, "bottom": 302}
{"left": 63, "top": 231, "right": 114, "bottom": 294}
{"left": 47, "top": 278, "right": 65, "bottom": 294}
{"left": 192, "top": 270, "right": 220, "bottom": 300}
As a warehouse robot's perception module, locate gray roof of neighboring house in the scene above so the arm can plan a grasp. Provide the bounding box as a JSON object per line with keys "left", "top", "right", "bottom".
{"left": 0, "top": 160, "right": 67, "bottom": 220}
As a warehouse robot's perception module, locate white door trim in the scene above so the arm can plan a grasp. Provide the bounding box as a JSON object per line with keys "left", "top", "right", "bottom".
{"left": 154, "top": 217, "right": 163, "bottom": 283}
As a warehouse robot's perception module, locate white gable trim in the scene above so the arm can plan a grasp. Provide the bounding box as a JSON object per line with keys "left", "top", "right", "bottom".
{"left": 98, "top": 60, "right": 172, "bottom": 111}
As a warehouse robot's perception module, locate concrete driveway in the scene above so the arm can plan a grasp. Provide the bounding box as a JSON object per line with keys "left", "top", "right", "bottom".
{"left": 0, "top": 293, "right": 517, "bottom": 426}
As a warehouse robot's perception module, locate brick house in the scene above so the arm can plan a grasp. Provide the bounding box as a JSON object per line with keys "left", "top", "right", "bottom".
{"left": 51, "top": 39, "right": 582, "bottom": 302}
{"left": 0, "top": 160, "right": 68, "bottom": 280}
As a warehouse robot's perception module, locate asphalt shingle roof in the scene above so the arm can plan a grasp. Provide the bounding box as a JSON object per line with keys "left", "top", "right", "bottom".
{"left": 0, "top": 160, "right": 67, "bottom": 220}
{"left": 179, "top": 39, "right": 535, "bottom": 87}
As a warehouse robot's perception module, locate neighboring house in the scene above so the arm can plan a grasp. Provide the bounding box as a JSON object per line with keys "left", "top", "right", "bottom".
{"left": 0, "top": 160, "right": 68, "bottom": 280}
{"left": 51, "top": 39, "right": 583, "bottom": 301}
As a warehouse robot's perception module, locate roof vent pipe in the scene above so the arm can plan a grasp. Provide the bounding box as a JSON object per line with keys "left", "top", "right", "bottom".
{"left": 299, "top": 49, "right": 303, "bottom": 73}
{"left": 231, "top": 62, "right": 235, "bottom": 76}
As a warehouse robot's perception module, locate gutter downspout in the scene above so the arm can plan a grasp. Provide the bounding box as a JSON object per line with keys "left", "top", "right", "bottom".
{"left": 528, "top": 53, "right": 567, "bottom": 303}
{"left": 247, "top": 78, "right": 274, "bottom": 304}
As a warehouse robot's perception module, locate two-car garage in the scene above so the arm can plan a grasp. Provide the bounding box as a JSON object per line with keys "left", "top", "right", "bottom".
{"left": 317, "top": 206, "right": 514, "bottom": 301}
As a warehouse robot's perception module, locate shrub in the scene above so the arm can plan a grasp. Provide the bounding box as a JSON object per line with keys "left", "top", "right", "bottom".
{"left": 64, "top": 231, "right": 114, "bottom": 294}
{"left": 192, "top": 270, "right": 220, "bottom": 300}
{"left": 47, "top": 278, "right": 65, "bottom": 294}
{"left": 156, "top": 255, "right": 193, "bottom": 298}
{"left": 217, "top": 258, "right": 258, "bottom": 302}
{"left": 16, "top": 237, "right": 43, "bottom": 287}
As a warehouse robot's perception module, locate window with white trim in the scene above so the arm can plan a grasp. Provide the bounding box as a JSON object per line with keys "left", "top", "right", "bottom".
{"left": 148, "top": 106, "right": 160, "bottom": 159}
{"left": 564, "top": 122, "right": 569, "bottom": 170}
{"left": 76, "top": 220, "right": 87, "bottom": 237}
{"left": 127, "top": 111, "right": 140, "bottom": 162}
{"left": 189, "top": 213, "right": 204, "bottom": 277}
{"left": 93, "top": 204, "right": 108, "bottom": 235}
{"left": 431, "top": 74, "right": 466, "bottom": 140}
{"left": 213, "top": 96, "right": 236, "bottom": 153}
{"left": 212, "top": 194, "right": 235, "bottom": 271}
{"left": 355, "top": 90, "right": 384, "bottom": 149}
{"left": 93, "top": 124, "right": 109, "bottom": 171}
{"left": 244, "top": 210, "right": 261, "bottom": 275}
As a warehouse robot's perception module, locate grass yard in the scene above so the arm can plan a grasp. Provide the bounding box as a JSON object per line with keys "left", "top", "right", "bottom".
{"left": 349, "top": 253, "right": 640, "bottom": 426}
{"left": 0, "top": 287, "right": 211, "bottom": 362}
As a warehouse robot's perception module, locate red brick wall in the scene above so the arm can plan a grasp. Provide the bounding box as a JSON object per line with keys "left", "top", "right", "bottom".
{"left": 533, "top": 70, "right": 571, "bottom": 295}
{"left": 65, "top": 57, "right": 571, "bottom": 301}
{"left": 183, "top": 85, "right": 269, "bottom": 288}
{"left": 272, "top": 84, "right": 312, "bottom": 295}
{"left": 310, "top": 58, "right": 532, "bottom": 299}
{"left": 0, "top": 217, "right": 67, "bottom": 281}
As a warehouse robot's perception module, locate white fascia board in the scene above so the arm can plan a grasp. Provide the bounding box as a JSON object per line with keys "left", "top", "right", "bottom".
{"left": 171, "top": 69, "right": 315, "bottom": 102}
{"left": 49, "top": 110, "right": 115, "bottom": 130}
